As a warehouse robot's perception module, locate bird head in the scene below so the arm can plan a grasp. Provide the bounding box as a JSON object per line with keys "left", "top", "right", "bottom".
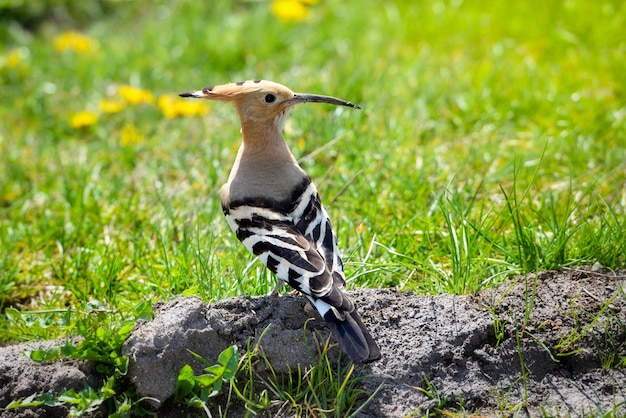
{"left": 179, "top": 80, "right": 360, "bottom": 125}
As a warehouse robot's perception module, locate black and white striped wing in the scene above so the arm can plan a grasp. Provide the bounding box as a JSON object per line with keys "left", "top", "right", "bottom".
{"left": 224, "top": 205, "right": 350, "bottom": 310}
{"left": 291, "top": 182, "right": 345, "bottom": 286}
{"left": 223, "top": 184, "right": 381, "bottom": 363}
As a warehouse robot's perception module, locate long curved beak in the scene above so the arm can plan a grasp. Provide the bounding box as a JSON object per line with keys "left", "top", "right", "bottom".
{"left": 290, "top": 93, "right": 361, "bottom": 109}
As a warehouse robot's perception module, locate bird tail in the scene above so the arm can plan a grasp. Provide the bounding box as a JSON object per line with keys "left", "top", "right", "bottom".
{"left": 322, "top": 308, "right": 381, "bottom": 363}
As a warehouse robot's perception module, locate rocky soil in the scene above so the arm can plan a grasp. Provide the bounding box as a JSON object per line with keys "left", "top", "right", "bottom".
{"left": 1, "top": 267, "right": 625, "bottom": 417}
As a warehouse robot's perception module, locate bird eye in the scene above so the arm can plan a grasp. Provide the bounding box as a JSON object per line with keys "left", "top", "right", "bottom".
{"left": 264, "top": 94, "right": 276, "bottom": 103}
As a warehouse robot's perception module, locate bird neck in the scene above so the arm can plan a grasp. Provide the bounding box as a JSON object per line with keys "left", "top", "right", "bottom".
{"left": 239, "top": 119, "right": 295, "bottom": 163}
{"left": 223, "top": 118, "right": 305, "bottom": 201}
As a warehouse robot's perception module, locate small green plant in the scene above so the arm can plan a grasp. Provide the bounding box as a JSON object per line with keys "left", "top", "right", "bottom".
{"left": 512, "top": 315, "right": 530, "bottom": 406}
{"left": 5, "top": 301, "right": 155, "bottom": 417}
{"left": 5, "top": 376, "right": 155, "bottom": 417}
{"left": 174, "top": 345, "right": 240, "bottom": 416}
{"left": 417, "top": 374, "right": 448, "bottom": 412}
{"left": 264, "top": 350, "right": 377, "bottom": 417}
{"left": 555, "top": 289, "right": 623, "bottom": 357}
{"left": 491, "top": 384, "right": 525, "bottom": 415}
{"left": 554, "top": 287, "right": 626, "bottom": 369}
{"left": 229, "top": 328, "right": 382, "bottom": 417}
{"left": 6, "top": 385, "right": 106, "bottom": 416}
{"left": 591, "top": 312, "right": 626, "bottom": 370}
{"left": 488, "top": 306, "right": 508, "bottom": 347}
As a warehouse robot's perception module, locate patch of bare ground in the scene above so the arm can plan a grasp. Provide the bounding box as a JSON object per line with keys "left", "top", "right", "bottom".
{"left": 1, "top": 267, "right": 624, "bottom": 417}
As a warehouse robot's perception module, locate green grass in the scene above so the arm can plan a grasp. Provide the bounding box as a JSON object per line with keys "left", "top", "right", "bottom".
{"left": 1, "top": 0, "right": 625, "bottom": 414}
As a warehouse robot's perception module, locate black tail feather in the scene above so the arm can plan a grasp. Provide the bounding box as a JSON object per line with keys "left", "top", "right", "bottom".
{"left": 323, "top": 309, "right": 381, "bottom": 363}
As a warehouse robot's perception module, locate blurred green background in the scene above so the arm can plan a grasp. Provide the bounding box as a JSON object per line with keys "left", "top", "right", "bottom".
{"left": 1, "top": 0, "right": 625, "bottom": 342}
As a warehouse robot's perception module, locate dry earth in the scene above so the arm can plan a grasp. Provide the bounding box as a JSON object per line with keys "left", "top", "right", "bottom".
{"left": 1, "top": 267, "right": 625, "bottom": 417}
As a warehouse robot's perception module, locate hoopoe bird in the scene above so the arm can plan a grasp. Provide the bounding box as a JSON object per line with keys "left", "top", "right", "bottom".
{"left": 180, "top": 80, "right": 381, "bottom": 363}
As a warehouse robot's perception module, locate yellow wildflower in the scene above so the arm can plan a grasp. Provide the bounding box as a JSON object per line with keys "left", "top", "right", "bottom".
{"left": 53, "top": 31, "right": 96, "bottom": 53}
{"left": 5, "top": 49, "right": 23, "bottom": 68}
{"left": 99, "top": 99, "right": 125, "bottom": 114}
{"left": 118, "top": 85, "right": 154, "bottom": 105}
{"left": 271, "top": 0, "right": 312, "bottom": 22}
{"left": 157, "top": 95, "right": 176, "bottom": 118}
{"left": 120, "top": 124, "right": 143, "bottom": 146}
{"left": 70, "top": 111, "right": 98, "bottom": 129}
{"left": 157, "top": 95, "right": 208, "bottom": 118}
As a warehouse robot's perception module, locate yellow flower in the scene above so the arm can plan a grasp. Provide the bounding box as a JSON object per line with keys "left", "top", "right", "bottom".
{"left": 70, "top": 111, "right": 98, "bottom": 128}
{"left": 99, "top": 99, "right": 125, "bottom": 114}
{"left": 5, "top": 49, "right": 23, "bottom": 68}
{"left": 118, "top": 85, "right": 154, "bottom": 105}
{"left": 271, "top": 0, "right": 312, "bottom": 22}
{"left": 53, "top": 31, "right": 96, "bottom": 53}
{"left": 157, "top": 96, "right": 177, "bottom": 118}
{"left": 157, "top": 95, "right": 208, "bottom": 118}
{"left": 120, "top": 124, "right": 143, "bottom": 146}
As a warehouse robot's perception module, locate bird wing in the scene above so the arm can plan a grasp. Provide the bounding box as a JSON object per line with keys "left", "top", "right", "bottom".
{"left": 224, "top": 183, "right": 381, "bottom": 363}
{"left": 225, "top": 204, "right": 352, "bottom": 312}
{"left": 225, "top": 205, "right": 381, "bottom": 363}
{"left": 292, "top": 185, "right": 345, "bottom": 284}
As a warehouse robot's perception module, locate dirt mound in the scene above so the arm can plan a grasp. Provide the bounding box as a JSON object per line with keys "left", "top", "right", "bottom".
{"left": 1, "top": 267, "right": 625, "bottom": 417}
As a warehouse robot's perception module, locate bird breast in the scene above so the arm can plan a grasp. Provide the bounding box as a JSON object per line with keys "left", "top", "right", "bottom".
{"left": 221, "top": 158, "right": 309, "bottom": 210}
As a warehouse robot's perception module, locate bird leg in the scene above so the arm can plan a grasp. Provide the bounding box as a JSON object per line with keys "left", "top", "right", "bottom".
{"left": 270, "top": 280, "right": 283, "bottom": 297}
{"left": 270, "top": 280, "right": 300, "bottom": 297}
